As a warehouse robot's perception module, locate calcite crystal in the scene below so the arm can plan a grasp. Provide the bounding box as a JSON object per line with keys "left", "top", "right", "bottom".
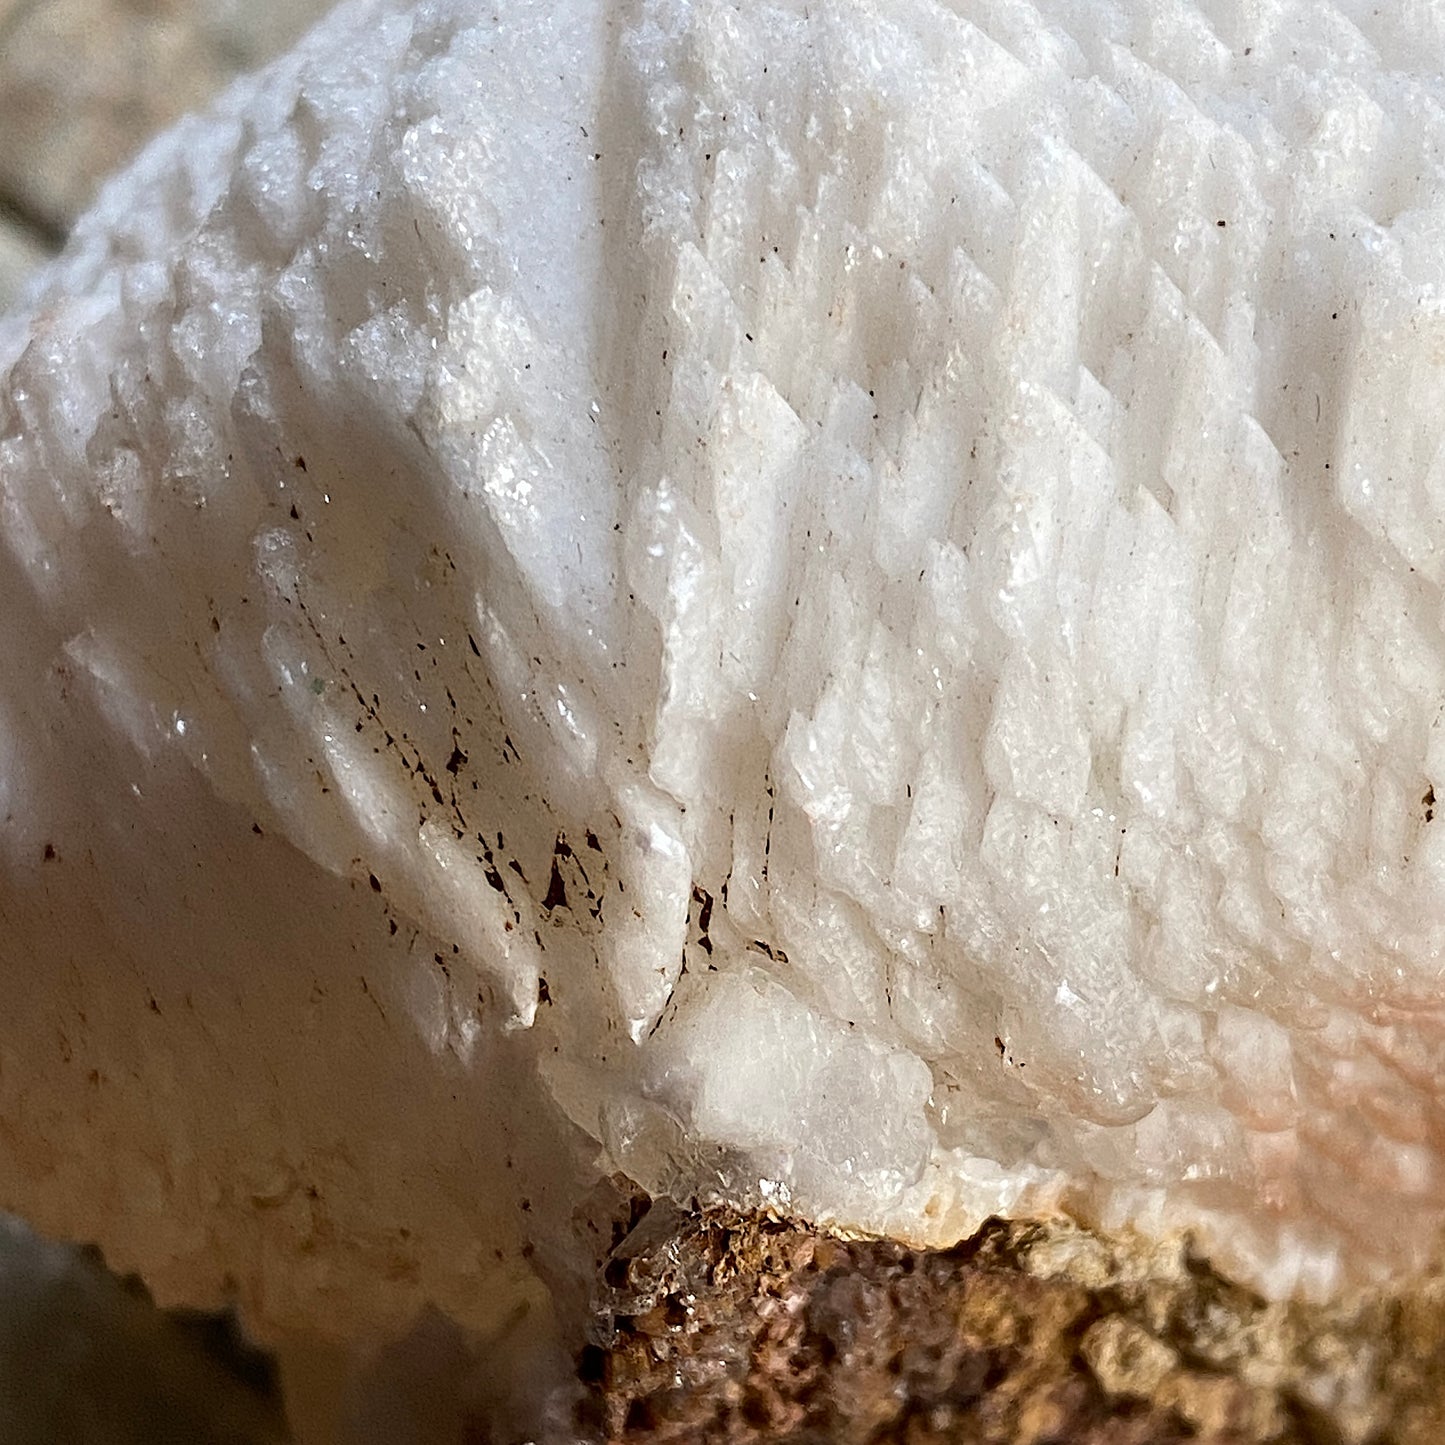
{"left": 4, "top": 0, "right": 1445, "bottom": 1397}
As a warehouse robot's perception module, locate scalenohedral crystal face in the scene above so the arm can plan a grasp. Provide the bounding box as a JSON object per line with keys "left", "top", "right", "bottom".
{"left": 3, "top": 0, "right": 1445, "bottom": 1366}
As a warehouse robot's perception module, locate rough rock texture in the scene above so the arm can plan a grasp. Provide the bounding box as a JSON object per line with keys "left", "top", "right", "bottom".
{"left": 7, "top": 0, "right": 1445, "bottom": 1436}
{"left": 579, "top": 1200, "right": 1445, "bottom": 1445}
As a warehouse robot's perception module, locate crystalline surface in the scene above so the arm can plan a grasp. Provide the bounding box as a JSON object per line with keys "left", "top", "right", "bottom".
{"left": 4, "top": 0, "right": 1445, "bottom": 1356}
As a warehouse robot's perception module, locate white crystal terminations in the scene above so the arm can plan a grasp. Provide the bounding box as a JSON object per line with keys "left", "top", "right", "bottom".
{"left": 2, "top": 0, "right": 1444, "bottom": 1350}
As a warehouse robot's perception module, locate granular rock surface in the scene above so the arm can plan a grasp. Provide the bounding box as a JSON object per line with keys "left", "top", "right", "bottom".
{"left": 578, "top": 1200, "right": 1445, "bottom": 1445}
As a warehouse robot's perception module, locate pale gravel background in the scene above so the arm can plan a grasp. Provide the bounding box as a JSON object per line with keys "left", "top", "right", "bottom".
{"left": 0, "top": 0, "right": 335, "bottom": 311}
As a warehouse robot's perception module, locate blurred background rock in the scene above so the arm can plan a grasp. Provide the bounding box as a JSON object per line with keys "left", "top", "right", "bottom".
{"left": 0, "top": 1213, "right": 291, "bottom": 1442}
{"left": 0, "top": 0, "right": 335, "bottom": 311}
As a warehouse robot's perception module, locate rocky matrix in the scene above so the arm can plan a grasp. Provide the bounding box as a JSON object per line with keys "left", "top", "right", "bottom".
{"left": 3, "top": 0, "right": 1445, "bottom": 1411}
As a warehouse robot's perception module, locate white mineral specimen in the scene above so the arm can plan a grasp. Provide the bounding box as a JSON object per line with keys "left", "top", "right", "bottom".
{"left": 4, "top": 0, "right": 1445, "bottom": 1399}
